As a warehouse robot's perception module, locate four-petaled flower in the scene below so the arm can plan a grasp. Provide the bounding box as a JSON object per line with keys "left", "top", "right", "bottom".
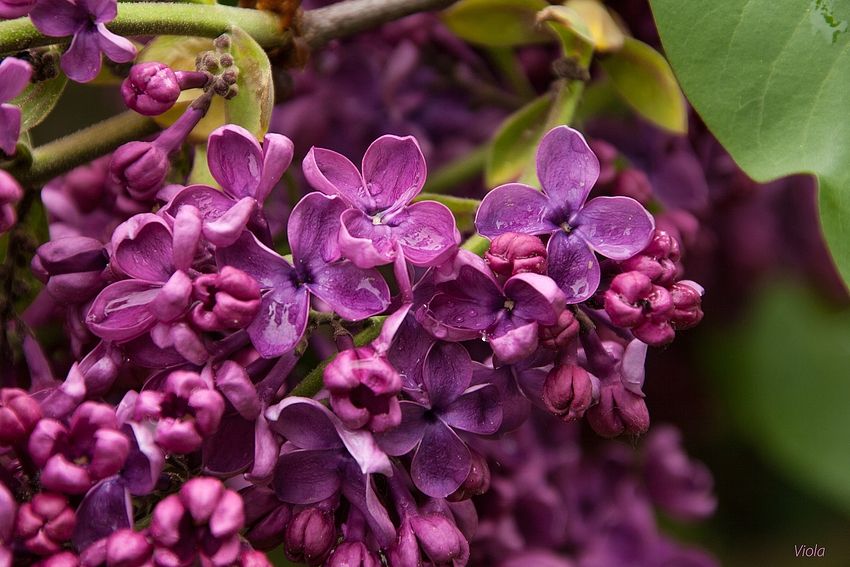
{"left": 217, "top": 192, "right": 390, "bottom": 357}
{"left": 476, "top": 126, "right": 655, "bottom": 303}
{"left": 303, "top": 134, "right": 460, "bottom": 268}
{"left": 30, "top": 0, "right": 137, "bottom": 83}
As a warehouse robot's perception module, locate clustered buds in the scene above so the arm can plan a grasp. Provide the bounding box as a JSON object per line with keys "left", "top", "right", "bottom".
{"left": 121, "top": 61, "right": 209, "bottom": 116}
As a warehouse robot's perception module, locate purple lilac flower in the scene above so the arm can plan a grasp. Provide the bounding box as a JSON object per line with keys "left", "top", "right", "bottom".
{"left": 0, "top": 388, "right": 43, "bottom": 446}
{"left": 85, "top": 209, "right": 214, "bottom": 364}
{"left": 0, "top": 0, "right": 35, "bottom": 18}
{"left": 323, "top": 346, "right": 402, "bottom": 433}
{"left": 14, "top": 493, "right": 76, "bottom": 556}
{"left": 149, "top": 477, "right": 245, "bottom": 566}
{"left": 217, "top": 192, "right": 390, "bottom": 357}
{"left": 265, "top": 397, "right": 396, "bottom": 546}
{"left": 130, "top": 370, "right": 225, "bottom": 454}
{"left": 475, "top": 126, "right": 655, "bottom": 303}
{"left": 0, "top": 57, "right": 31, "bottom": 156}
{"left": 418, "top": 251, "right": 565, "bottom": 363}
{"left": 78, "top": 528, "right": 153, "bottom": 567}
{"left": 377, "top": 342, "right": 502, "bottom": 498}
{"left": 29, "top": 0, "right": 137, "bottom": 83}
{"left": 303, "top": 134, "right": 460, "bottom": 268}
{"left": 28, "top": 402, "right": 130, "bottom": 494}
{"left": 164, "top": 124, "right": 294, "bottom": 247}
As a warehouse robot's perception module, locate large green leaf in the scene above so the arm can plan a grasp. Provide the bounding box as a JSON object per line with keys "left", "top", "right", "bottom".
{"left": 12, "top": 73, "right": 68, "bottom": 133}
{"left": 650, "top": 0, "right": 850, "bottom": 284}
{"left": 485, "top": 93, "right": 550, "bottom": 187}
{"left": 442, "top": 0, "right": 551, "bottom": 47}
{"left": 706, "top": 283, "right": 850, "bottom": 514}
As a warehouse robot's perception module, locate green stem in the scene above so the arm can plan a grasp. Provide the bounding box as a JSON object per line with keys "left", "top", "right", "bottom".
{"left": 0, "top": 3, "right": 286, "bottom": 54}
{"left": 421, "top": 145, "right": 488, "bottom": 194}
{"left": 289, "top": 316, "right": 387, "bottom": 398}
{"left": 461, "top": 233, "right": 490, "bottom": 256}
{"left": 413, "top": 193, "right": 480, "bottom": 232}
{"left": 6, "top": 112, "right": 159, "bottom": 187}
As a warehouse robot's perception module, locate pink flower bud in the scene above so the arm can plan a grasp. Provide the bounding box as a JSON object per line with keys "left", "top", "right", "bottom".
{"left": 327, "top": 542, "right": 381, "bottom": 567}
{"left": 0, "top": 170, "right": 23, "bottom": 235}
{"left": 586, "top": 382, "right": 649, "bottom": 438}
{"left": 613, "top": 168, "right": 653, "bottom": 203}
{"left": 485, "top": 232, "right": 548, "bottom": 280}
{"left": 539, "top": 308, "right": 579, "bottom": 349}
{"left": 543, "top": 363, "right": 597, "bottom": 421}
{"left": 0, "top": 388, "right": 43, "bottom": 446}
{"left": 409, "top": 512, "right": 470, "bottom": 565}
{"left": 191, "top": 266, "right": 262, "bottom": 332}
{"left": 16, "top": 493, "right": 76, "bottom": 555}
{"left": 109, "top": 141, "right": 169, "bottom": 201}
{"left": 669, "top": 280, "right": 704, "bottom": 329}
{"left": 448, "top": 448, "right": 491, "bottom": 502}
{"left": 285, "top": 508, "right": 336, "bottom": 566}
{"left": 121, "top": 62, "right": 181, "bottom": 116}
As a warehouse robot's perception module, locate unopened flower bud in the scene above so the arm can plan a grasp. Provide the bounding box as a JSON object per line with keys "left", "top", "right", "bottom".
{"left": 0, "top": 388, "right": 43, "bottom": 446}
{"left": 539, "top": 308, "right": 579, "bottom": 349}
{"left": 485, "top": 232, "right": 547, "bottom": 280}
{"left": 588, "top": 139, "right": 618, "bottom": 185}
{"left": 109, "top": 141, "right": 169, "bottom": 201}
{"left": 327, "top": 542, "right": 381, "bottom": 567}
{"left": 604, "top": 271, "right": 675, "bottom": 346}
{"left": 36, "top": 237, "right": 106, "bottom": 276}
{"left": 669, "top": 280, "right": 704, "bottom": 329}
{"left": 619, "top": 229, "right": 681, "bottom": 285}
{"left": 409, "top": 513, "right": 469, "bottom": 565}
{"left": 448, "top": 448, "right": 490, "bottom": 501}
{"left": 285, "top": 508, "right": 335, "bottom": 566}
{"left": 15, "top": 493, "right": 76, "bottom": 555}
{"left": 0, "top": 170, "right": 23, "bottom": 234}
{"left": 586, "top": 382, "right": 649, "bottom": 438}
{"left": 191, "top": 266, "right": 261, "bottom": 332}
{"left": 543, "top": 364, "right": 596, "bottom": 421}
{"left": 614, "top": 168, "right": 653, "bottom": 203}
{"left": 121, "top": 62, "right": 181, "bottom": 116}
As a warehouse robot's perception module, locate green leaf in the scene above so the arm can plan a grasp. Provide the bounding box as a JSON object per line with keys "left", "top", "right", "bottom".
{"left": 650, "top": 0, "right": 850, "bottom": 283}
{"left": 599, "top": 37, "right": 686, "bottom": 133}
{"left": 226, "top": 25, "right": 273, "bottom": 139}
{"left": 413, "top": 193, "right": 480, "bottom": 232}
{"left": 187, "top": 144, "right": 217, "bottom": 187}
{"left": 12, "top": 73, "right": 68, "bottom": 132}
{"left": 442, "top": 0, "right": 552, "bottom": 47}
{"left": 706, "top": 283, "right": 850, "bottom": 515}
{"left": 485, "top": 93, "right": 550, "bottom": 187}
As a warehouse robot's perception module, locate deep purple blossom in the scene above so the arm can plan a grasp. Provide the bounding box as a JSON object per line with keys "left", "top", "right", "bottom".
{"left": 149, "top": 477, "right": 245, "bottom": 567}
{"left": 265, "top": 397, "right": 396, "bottom": 546}
{"left": 164, "top": 124, "right": 294, "bottom": 247}
{"left": 130, "top": 370, "right": 225, "bottom": 454}
{"left": 377, "top": 342, "right": 502, "bottom": 498}
{"left": 323, "top": 346, "right": 402, "bottom": 432}
{"left": 28, "top": 402, "right": 130, "bottom": 494}
{"left": 29, "top": 0, "right": 137, "bottom": 83}
{"left": 217, "top": 192, "right": 390, "bottom": 357}
{"left": 0, "top": 57, "right": 31, "bottom": 156}
{"left": 475, "top": 126, "right": 655, "bottom": 303}
{"left": 418, "top": 252, "right": 565, "bottom": 363}
{"left": 303, "top": 134, "right": 460, "bottom": 268}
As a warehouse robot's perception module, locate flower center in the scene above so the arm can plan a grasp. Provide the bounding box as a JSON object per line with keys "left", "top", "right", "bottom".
{"left": 560, "top": 221, "right": 573, "bottom": 234}
{"left": 503, "top": 299, "right": 516, "bottom": 311}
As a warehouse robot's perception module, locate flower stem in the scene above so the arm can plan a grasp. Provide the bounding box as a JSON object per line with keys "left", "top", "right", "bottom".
{"left": 6, "top": 112, "right": 160, "bottom": 187}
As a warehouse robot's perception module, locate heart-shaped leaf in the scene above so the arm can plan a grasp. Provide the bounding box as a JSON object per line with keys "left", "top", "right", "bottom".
{"left": 650, "top": 0, "right": 850, "bottom": 284}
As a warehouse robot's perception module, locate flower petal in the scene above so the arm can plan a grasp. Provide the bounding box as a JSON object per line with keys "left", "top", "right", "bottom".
{"left": 375, "top": 401, "right": 427, "bottom": 456}
{"left": 340, "top": 466, "right": 397, "bottom": 547}
{"left": 0, "top": 58, "right": 32, "bottom": 103}
{"left": 536, "top": 126, "right": 599, "bottom": 214}
{"left": 60, "top": 29, "right": 103, "bottom": 83}
{"left": 247, "top": 284, "right": 309, "bottom": 358}
{"left": 0, "top": 104, "right": 22, "bottom": 156}
{"left": 361, "top": 135, "right": 426, "bottom": 211}
{"left": 265, "top": 397, "right": 344, "bottom": 450}
{"left": 475, "top": 183, "right": 556, "bottom": 238}
{"left": 289, "top": 192, "right": 345, "bottom": 267}
{"left": 391, "top": 201, "right": 460, "bottom": 267}
{"left": 72, "top": 476, "right": 131, "bottom": 552}
{"left": 487, "top": 316, "right": 539, "bottom": 364}
{"left": 307, "top": 262, "right": 390, "bottom": 321}
{"left": 273, "top": 448, "right": 343, "bottom": 504}
{"left": 503, "top": 273, "right": 564, "bottom": 325}
{"left": 423, "top": 342, "right": 472, "bottom": 408}
{"left": 207, "top": 125, "right": 264, "bottom": 199}
{"left": 111, "top": 214, "right": 174, "bottom": 282}
{"left": 302, "top": 146, "right": 368, "bottom": 209}
{"left": 256, "top": 133, "right": 294, "bottom": 202}
{"left": 440, "top": 383, "right": 502, "bottom": 435}
{"left": 410, "top": 422, "right": 470, "bottom": 498}
{"left": 203, "top": 196, "right": 256, "bottom": 247}
{"left": 29, "top": 0, "right": 85, "bottom": 37}
{"left": 338, "top": 208, "right": 397, "bottom": 268}
{"left": 546, "top": 230, "right": 600, "bottom": 304}
{"left": 95, "top": 23, "right": 136, "bottom": 63}
{"left": 573, "top": 196, "right": 655, "bottom": 260}
{"left": 201, "top": 412, "right": 254, "bottom": 476}
{"left": 87, "top": 280, "right": 159, "bottom": 342}
{"left": 215, "top": 230, "right": 293, "bottom": 288}
{"left": 163, "top": 185, "right": 237, "bottom": 223}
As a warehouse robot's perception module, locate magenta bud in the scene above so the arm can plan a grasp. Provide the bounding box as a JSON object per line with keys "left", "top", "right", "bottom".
{"left": 16, "top": 493, "right": 76, "bottom": 555}
{"left": 109, "top": 141, "right": 170, "bottom": 201}
{"left": 191, "top": 266, "right": 262, "bottom": 332}
{"left": 588, "top": 138, "right": 618, "bottom": 185}
{"left": 669, "top": 280, "right": 704, "bottom": 330}
{"left": 0, "top": 388, "right": 43, "bottom": 446}
{"left": 613, "top": 168, "right": 653, "bottom": 203}
{"left": 409, "top": 513, "right": 469, "bottom": 565}
{"left": 543, "top": 364, "right": 596, "bottom": 421}
{"left": 323, "top": 347, "right": 402, "bottom": 433}
{"left": 285, "top": 508, "right": 336, "bottom": 566}
{"left": 586, "top": 382, "right": 649, "bottom": 438}
{"left": 604, "top": 271, "right": 676, "bottom": 346}
{"left": 448, "top": 447, "right": 491, "bottom": 501}
{"left": 619, "top": 229, "right": 682, "bottom": 285}
{"left": 36, "top": 237, "right": 106, "bottom": 275}
{"left": 327, "top": 542, "right": 381, "bottom": 567}
{"left": 121, "top": 62, "right": 181, "bottom": 116}
{"left": 106, "top": 529, "right": 153, "bottom": 566}
{"left": 0, "top": 170, "right": 23, "bottom": 234}
{"left": 485, "top": 232, "right": 548, "bottom": 280}
{"left": 539, "top": 308, "right": 579, "bottom": 349}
